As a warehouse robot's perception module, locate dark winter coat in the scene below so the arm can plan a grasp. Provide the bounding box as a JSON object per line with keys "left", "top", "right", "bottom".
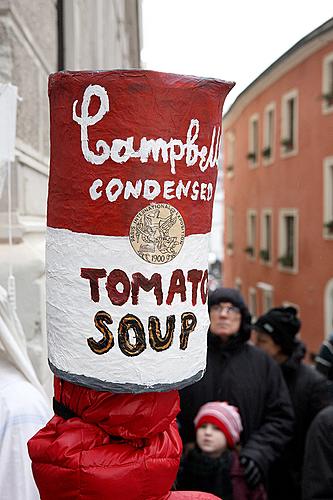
{"left": 178, "top": 332, "right": 295, "bottom": 479}
{"left": 315, "top": 333, "right": 333, "bottom": 400}
{"left": 267, "top": 341, "right": 330, "bottom": 500}
{"left": 302, "top": 405, "right": 333, "bottom": 500}
{"left": 176, "top": 447, "right": 267, "bottom": 500}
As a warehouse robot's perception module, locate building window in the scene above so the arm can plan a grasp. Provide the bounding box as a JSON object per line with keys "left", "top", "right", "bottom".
{"left": 263, "top": 289, "right": 273, "bottom": 312}
{"left": 226, "top": 207, "right": 234, "bottom": 255}
{"left": 235, "top": 277, "right": 242, "bottom": 292}
{"left": 245, "top": 210, "right": 256, "bottom": 259}
{"left": 225, "top": 132, "right": 235, "bottom": 178}
{"left": 323, "top": 156, "right": 333, "bottom": 239}
{"left": 278, "top": 209, "right": 298, "bottom": 272}
{"left": 281, "top": 90, "right": 298, "bottom": 156}
{"left": 262, "top": 103, "right": 275, "bottom": 164}
{"left": 248, "top": 287, "right": 257, "bottom": 319}
{"left": 322, "top": 52, "right": 333, "bottom": 114}
{"left": 260, "top": 209, "right": 272, "bottom": 264}
{"left": 247, "top": 114, "right": 259, "bottom": 166}
{"left": 256, "top": 282, "right": 274, "bottom": 312}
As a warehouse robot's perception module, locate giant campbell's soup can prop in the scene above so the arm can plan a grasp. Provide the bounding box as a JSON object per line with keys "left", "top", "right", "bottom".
{"left": 47, "top": 70, "right": 234, "bottom": 392}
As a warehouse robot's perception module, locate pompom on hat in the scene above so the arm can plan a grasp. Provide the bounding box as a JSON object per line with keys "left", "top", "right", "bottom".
{"left": 194, "top": 401, "right": 243, "bottom": 448}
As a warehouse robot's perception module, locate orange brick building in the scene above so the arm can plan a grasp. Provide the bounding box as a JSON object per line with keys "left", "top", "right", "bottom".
{"left": 223, "top": 18, "right": 333, "bottom": 355}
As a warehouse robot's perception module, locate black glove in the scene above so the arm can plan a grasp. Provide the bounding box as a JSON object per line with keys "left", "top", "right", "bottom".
{"left": 239, "top": 456, "right": 262, "bottom": 489}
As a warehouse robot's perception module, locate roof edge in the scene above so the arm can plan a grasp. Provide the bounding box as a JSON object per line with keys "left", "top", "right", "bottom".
{"left": 225, "top": 17, "right": 333, "bottom": 120}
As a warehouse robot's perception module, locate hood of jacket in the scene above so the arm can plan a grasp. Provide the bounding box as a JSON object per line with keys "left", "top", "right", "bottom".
{"left": 53, "top": 377, "right": 180, "bottom": 439}
{"left": 208, "top": 288, "right": 252, "bottom": 348}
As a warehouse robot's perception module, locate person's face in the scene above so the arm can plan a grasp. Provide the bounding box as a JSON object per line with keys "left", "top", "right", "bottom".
{"left": 209, "top": 302, "right": 241, "bottom": 339}
{"left": 196, "top": 422, "right": 228, "bottom": 458}
{"left": 257, "top": 331, "right": 281, "bottom": 360}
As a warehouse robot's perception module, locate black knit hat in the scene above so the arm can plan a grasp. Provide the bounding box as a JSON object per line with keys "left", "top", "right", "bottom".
{"left": 254, "top": 306, "right": 301, "bottom": 355}
{"left": 208, "top": 287, "right": 252, "bottom": 338}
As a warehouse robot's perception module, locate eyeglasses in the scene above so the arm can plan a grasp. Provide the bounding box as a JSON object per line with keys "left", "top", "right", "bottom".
{"left": 210, "top": 304, "right": 241, "bottom": 315}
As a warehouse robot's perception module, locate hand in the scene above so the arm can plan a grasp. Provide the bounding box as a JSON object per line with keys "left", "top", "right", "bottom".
{"left": 239, "top": 456, "right": 262, "bottom": 489}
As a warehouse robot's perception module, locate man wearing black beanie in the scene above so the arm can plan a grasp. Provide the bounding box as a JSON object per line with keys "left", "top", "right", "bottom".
{"left": 178, "top": 288, "right": 295, "bottom": 494}
{"left": 254, "top": 306, "right": 330, "bottom": 500}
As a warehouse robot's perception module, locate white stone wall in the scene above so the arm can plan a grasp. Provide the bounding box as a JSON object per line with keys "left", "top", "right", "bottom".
{"left": 0, "top": 0, "right": 141, "bottom": 393}
{"left": 63, "top": 0, "right": 140, "bottom": 70}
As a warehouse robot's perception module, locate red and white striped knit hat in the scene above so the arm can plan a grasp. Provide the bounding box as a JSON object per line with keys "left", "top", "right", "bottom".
{"left": 194, "top": 401, "right": 243, "bottom": 448}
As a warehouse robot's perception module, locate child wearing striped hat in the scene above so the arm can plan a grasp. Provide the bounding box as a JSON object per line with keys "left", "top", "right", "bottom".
{"left": 176, "top": 402, "right": 266, "bottom": 500}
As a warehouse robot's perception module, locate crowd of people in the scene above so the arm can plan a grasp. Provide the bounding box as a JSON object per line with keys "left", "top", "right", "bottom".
{"left": 176, "top": 287, "right": 333, "bottom": 500}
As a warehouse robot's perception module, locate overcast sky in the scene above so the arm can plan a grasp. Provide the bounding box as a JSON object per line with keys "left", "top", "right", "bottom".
{"left": 141, "top": 1, "right": 333, "bottom": 111}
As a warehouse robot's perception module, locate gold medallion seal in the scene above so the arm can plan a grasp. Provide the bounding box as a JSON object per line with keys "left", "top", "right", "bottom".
{"left": 129, "top": 204, "right": 185, "bottom": 264}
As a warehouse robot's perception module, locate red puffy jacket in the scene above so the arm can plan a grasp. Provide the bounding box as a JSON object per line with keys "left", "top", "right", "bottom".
{"left": 28, "top": 378, "right": 218, "bottom": 500}
{"left": 170, "top": 494, "right": 220, "bottom": 499}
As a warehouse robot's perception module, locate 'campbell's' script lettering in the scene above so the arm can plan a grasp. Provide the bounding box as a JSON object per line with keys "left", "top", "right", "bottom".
{"left": 73, "top": 84, "right": 221, "bottom": 175}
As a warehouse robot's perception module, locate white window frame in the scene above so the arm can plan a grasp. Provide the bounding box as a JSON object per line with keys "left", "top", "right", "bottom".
{"left": 257, "top": 281, "right": 274, "bottom": 313}
{"left": 322, "top": 52, "right": 333, "bottom": 115}
{"left": 262, "top": 289, "right": 274, "bottom": 312}
{"left": 248, "top": 287, "right": 257, "bottom": 320}
{"left": 235, "top": 277, "right": 242, "bottom": 292}
{"left": 280, "top": 89, "right": 298, "bottom": 158}
{"left": 225, "top": 131, "right": 235, "bottom": 178}
{"left": 246, "top": 209, "right": 257, "bottom": 260}
{"left": 248, "top": 113, "right": 259, "bottom": 168}
{"left": 263, "top": 102, "right": 275, "bottom": 166}
{"left": 226, "top": 207, "right": 234, "bottom": 256}
{"left": 260, "top": 209, "right": 273, "bottom": 265}
{"left": 278, "top": 208, "right": 299, "bottom": 273}
{"left": 323, "top": 156, "right": 333, "bottom": 240}
{"left": 324, "top": 278, "right": 333, "bottom": 338}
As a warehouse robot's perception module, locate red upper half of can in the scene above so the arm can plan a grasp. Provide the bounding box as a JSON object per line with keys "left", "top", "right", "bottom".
{"left": 47, "top": 70, "right": 234, "bottom": 237}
